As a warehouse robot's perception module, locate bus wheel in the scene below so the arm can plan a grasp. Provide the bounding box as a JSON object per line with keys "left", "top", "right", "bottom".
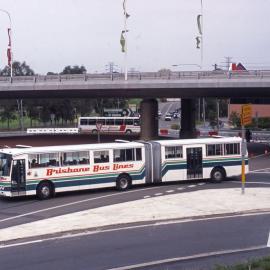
{"left": 37, "top": 182, "right": 53, "bottom": 200}
{"left": 125, "top": 129, "right": 132, "bottom": 134}
{"left": 92, "top": 129, "right": 98, "bottom": 134}
{"left": 211, "top": 168, "right": 226, "bottom": 183}
{"left": 116, "top": 175, "right": 131, "bottom": 191}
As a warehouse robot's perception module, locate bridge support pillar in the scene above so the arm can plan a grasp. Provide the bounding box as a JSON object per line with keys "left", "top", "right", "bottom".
{"left": 140, "top": 99, "right": 159, "bottom": 140}
{"left": 180, "top": 99, "right": 197, "bottom": 139}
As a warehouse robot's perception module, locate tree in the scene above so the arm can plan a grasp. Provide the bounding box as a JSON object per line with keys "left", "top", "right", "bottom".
{"left": 61, "top": 65, "right": 86, "bottom": 75}
{"left": 0, "top": 100, "right": 17, "bottom": 130}
{"left": 47, "top": 72, "right": 58, "bottom": 75}
{"left": 0, "top": 61, "right": 35, "bottom": 76}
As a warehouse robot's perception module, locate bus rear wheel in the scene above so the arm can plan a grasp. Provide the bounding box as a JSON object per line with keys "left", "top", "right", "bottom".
{"left": 125, "top": 130, "right": 132, "bottom": 134}
{"left": 37, "top": 182, "right": 54, "bottom": 200}
{"left": 116, "top": 175, "right": 131, "bottom": 191}
{"left": 211, "top": 168, "right": 226, "bottom": 183}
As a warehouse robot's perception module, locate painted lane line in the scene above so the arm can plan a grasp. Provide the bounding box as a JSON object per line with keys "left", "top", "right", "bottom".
{"left": 230, "top": 181, "right": 270, "bottom": 185}
{"left": 250, "top": 171, "right": 270, "bottom": 174}
{"left": 1, "top": 211, "right": 270, "bottom": 250}
{"left": 267, "top": 231, "right": 270, "bottom": 247}
{"left": 198, "top": 183, "right": 206, "bottom": 186}
{"left": 188, "top": 185, "right": 196, "bottom": 188}
{"left": 143, "top": 196, "right": 151, "bottom": 199}
{"left": 177, "top": 187, "right": 185, "bottom": 190}
{"left": 0, "top": 185, "right": 166, "bottom": 224}
{"left": 250, "top": 167, "right": 270, "bottom": 173}
{"left": 106, "top": 245, "right": 267, "bottom": 270}
{"left": 154, "top": 193, "right": 163, "bottom": 196}
{"left": 165, "top": 190, "right": 175, "bottom": 193}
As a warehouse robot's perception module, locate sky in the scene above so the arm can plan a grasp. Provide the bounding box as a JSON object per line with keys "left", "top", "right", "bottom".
{"left": 0, "top": 0, "right": 269, "bottom": 74}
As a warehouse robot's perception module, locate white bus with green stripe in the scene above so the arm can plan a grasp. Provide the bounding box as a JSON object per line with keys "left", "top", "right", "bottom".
{"left": 147, "top": 137, "right": 248, "bottom": 184}
{"left": 0, "top": 137, "right": 247, "bottom": 199}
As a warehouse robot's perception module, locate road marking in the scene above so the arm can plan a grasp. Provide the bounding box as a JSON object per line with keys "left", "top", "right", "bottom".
{"left": 198, "top": 183, "right": 206, "bottom": 186}
{"left": 164, "top": 103, "right": 174, "bottom": 116}
{"left": 188, "top": 185, "right": 196, "bottom": 188}
{"left": 231, "top": 181, "right": 270, "bottom": 185}
{"left": 143, "top": 196, "right": 151, "bottom": 199}
{"left": 177, "top": 187, "right": 184, "bottom": 190}
{"left": 154, "top": 193, "right": 163, "bottom": 196}
{"left": 267, "top": 231, "right": 270, "bottom": 247}
{"left": 105, "top": 245, "right": 267, "bottom": 270}
{"left": 250, "top": 171, "right": 270, "bottom": 174}
{"left": 0, "top": 185, "right": 167, "bottom": 224}
{"left": 1, "top": 211, "right": 270, "bottom": 250}
{"left": 165, "top": 190, "right": 175, "bottom": 193}
{"left": 250, "top": 167, "right": 270, "bottom": 173}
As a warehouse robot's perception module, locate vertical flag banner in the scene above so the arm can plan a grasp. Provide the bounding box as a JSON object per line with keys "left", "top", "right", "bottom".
{"left": 7, "top": 48, "right": 11, "bottom": 67}
{"left": 7, "top": 28, "right": 12, "bottom": 67}
{"left": 120, "top": 31, "right": 126, "bottom": 53}
{"left": 197, "top": 15, "right": 202, "bottom": 35}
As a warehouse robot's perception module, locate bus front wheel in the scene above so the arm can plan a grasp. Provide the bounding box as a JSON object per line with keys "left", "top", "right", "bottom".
{"left": 210, "top": 167, "right": 226, "bottom": 183}
{"left": 116, "top": 175, "right": 131, "bottom": 191}
{"left": 37, "top": 182, "right": 54, "bottom": 200}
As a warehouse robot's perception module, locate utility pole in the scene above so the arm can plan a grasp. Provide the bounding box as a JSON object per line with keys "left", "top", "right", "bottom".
{"left": 224, "top": 56, "right": 233, "bottom": 71}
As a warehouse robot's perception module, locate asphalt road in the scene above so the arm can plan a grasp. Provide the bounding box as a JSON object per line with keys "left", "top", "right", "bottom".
{"left": 0, "top": 212, "right": 269, "bottom": 270}
{"left": 0, "top": 155, "right": 269, "bottom": 230}
{"left": 0, "top": 154, "right": 269, "bottom": 269}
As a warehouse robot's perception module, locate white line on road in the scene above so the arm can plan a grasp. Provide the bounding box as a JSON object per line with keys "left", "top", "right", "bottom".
{"left": 0, "top": 185, "right": 167, "bottom": 224}
{"left": 177, "top": 187, "right": 185, "bottom": 190}
{"left": 154, "top": 193, "right": 163, "bottom": 196}
{"left": 267, "top": 231, "right": 270, "bottom": 247}
{"left": 250, "top": 167, "right": 270, "bottom": 173}
{"left": 143, "top": 196, "right": 151, "bottom": 199}
{"left": 198, "top": 183, "right": 206, "bottom": 186}
{"left": 1, "top": 211, "right": 270, "bottom": 250}
{"left": 231, "top": 181, "right": 270, "bottom": 185}
{"left": 188, "top": 185, "right": 196, "bottom": 188}
{"left": 250, "top": 171, "right": 270, "bottom": 174}
{"left": 106, "top": 245, "right": 267, "bottom": 270}
{"left": 165, "top": 190, "right": 175, "bottom": 193}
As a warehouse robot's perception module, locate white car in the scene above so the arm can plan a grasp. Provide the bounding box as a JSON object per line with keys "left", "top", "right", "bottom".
{"left": 165, "top": 114, "right": 172, "bottom": 121}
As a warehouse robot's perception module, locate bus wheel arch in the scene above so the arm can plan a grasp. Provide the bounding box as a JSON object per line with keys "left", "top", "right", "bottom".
{"left": 210, "top": 167, "right": 226, "bottom": 183}
{"left": 116, "top": 173, "right": 132, "bottom": 191}
{"left": 36, "top": 180, "right": 55, "bottom": 200}
{"left": 125, "top": 129, "right": 132, "bottom": 134}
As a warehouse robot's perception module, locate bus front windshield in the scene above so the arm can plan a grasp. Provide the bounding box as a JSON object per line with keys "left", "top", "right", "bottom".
{"left": 0, "top": 153, "right": 12, "bottom": 177}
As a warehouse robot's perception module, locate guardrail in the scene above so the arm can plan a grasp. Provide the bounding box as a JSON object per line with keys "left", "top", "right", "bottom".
{"left": 27, "top": 128, "right": 79, "bottom": 134}
{"left": 0, "top": 70, "right": 270, "bottom": 84}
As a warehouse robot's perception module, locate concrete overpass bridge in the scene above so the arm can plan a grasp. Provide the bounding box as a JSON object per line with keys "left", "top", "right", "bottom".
{"left": 0, "top": 70, "right": 270, "bottom": 139}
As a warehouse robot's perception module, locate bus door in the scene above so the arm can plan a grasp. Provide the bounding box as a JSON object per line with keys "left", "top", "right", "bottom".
{"left": 11, "top": 159, "right": 26, "bottom": 194}
{"left": 186, "top": 147, "right": 203, "bottom": 179}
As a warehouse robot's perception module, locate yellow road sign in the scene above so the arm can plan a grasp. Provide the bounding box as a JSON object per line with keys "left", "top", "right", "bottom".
{"left": 241, "top": 104, "right": 252, "bottom": 126}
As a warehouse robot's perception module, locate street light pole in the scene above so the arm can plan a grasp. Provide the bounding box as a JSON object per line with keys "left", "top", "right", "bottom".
{"left": 0, "top": 9, "right": 13, "bottom": 78}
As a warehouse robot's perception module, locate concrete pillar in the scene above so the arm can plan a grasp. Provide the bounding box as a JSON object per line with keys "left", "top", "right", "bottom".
{"left": 180, "top": 99, "right": 197, "bottom": 139}
{"left": 140, "top": 99, "right": 159, "bottom": 140}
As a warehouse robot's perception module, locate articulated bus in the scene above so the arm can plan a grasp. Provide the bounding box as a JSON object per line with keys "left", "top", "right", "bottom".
{"left": 78, "top": 117, "right": 140, "bottom": 134}
{"left": 0, "top": 137, "right": 248, "bottom": 199}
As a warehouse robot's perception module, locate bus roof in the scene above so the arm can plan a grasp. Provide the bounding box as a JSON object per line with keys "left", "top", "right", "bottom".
{"left": 154, "top": 137, "right": 242, "bottom": 146}
{"left": 0, "top": 142, "right": 144, "bottom": 156}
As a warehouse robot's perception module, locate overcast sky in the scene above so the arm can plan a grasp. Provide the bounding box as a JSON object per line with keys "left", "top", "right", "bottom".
{"left": 0, "top": 0, "right": 269, "bottom": 74}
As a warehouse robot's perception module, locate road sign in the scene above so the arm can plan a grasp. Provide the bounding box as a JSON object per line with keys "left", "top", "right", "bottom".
{"left": 241, "top": 104, "right": 252, "bottom": 126}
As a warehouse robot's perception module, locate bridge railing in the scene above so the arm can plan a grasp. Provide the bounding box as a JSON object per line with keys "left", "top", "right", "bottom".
{"left": 1, "top": 70, "right": 270, "bottom": 83}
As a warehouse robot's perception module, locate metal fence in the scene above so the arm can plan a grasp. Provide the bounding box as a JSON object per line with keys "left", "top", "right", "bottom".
{"left": 0, "top": 70, "right": 270, "bottom": 84}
